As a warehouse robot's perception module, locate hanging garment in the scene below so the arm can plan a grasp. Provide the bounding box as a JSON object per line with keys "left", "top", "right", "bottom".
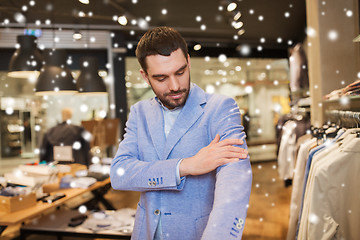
{"left": 298, "top": 132, "right": 360, "bottom": 239}
{"left": 289, "top": 43, "right": 309, "bottom": 93}
{"left": 278, "top": 120, "right": 297, "bottom": 181}
{"left": 287, "top": 137, "right": 316, "bottom": 240}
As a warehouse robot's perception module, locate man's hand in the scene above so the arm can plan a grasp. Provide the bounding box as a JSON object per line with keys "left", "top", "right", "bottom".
{"left": 179, "top": 134, "right": 248, "bottom": 177}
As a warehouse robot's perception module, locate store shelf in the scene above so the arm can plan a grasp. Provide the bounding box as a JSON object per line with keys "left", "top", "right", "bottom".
{"left": 322, "top": 96, "right": 360, "bottom": 112}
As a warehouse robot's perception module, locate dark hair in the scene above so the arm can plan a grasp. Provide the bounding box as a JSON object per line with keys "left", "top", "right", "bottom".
{"left": 135, "top": 26, "right": 188, "bottom": 72}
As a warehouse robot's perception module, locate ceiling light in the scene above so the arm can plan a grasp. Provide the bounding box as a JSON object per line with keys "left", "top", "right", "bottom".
{"left": 193, "top": 44, "right": 202, "bottom": 51}
{"left": 8, "top": 35, "right": 43, "bottom": 79}
{"left": 227, "top": 2, "right": 237, "bottom": 12}
{"left": 78, "top": 11, "right": 86, "bottom": 17}
{"left": 234, "top": 21, "right": 243, "bottom": 29}
{"left": 76, "top": 56, "right": 107, "bottom": 95}
{"left": 73, "top": 31, "right": 82, "bottom": 40}
{"left": 233, "top": 12, "right": 241, "bottom": 21}
{"left": 237, "top": 29, "right": 245, "bottom": 35}
{"left": 118, "top": 15, "right": 128, "bottom": 25}
{"left": 35, "top": 49, "right": 77, "bottom": 96}
{"left": 79, "top": 0, "right": 90, "bottom": 4}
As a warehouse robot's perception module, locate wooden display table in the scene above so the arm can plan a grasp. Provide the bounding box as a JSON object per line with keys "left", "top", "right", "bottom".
{"left": 20, "top": 209, "right": 131, "bottom": 240}
{"left": 0, "top": 178, "right": 114, "bottom": 235}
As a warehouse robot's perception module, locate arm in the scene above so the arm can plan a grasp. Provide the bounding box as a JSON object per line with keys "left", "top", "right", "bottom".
{"left": 110, "top": 106, "right": 184, "bottom": 192}
{"left": 201, "top": 97, "right": 252, "bottom": 240}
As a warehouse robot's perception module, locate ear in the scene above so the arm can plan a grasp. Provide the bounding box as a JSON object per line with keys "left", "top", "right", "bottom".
{"left": 140, "top": 69, "right": 150, "bottom": 85}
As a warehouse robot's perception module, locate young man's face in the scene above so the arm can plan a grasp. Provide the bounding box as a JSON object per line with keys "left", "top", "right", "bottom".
{"left": 140, "top": 48, "right": 191, "bottom": 110}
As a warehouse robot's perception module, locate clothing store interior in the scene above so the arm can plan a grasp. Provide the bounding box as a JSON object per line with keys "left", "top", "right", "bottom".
{"left": 0, "top": 0, "right": 360, "bottom": 239}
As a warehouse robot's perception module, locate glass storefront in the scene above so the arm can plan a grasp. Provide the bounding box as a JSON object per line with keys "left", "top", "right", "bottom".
{"left": 125, "top": 56, "right": 291, "bottom": 144}
{"left": 0, "top": 52, "right": 291, "bottom": 160}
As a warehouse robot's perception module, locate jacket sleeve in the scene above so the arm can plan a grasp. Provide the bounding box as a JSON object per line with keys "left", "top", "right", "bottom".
{"left": 201, "top": 97, "right": 252, "bottom": 240}
{"left": 110, "top": 105, "right": 186, "bottom": 192}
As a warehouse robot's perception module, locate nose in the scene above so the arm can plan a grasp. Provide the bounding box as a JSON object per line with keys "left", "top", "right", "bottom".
{"left": 168, "top": 76, "right": 180, "bottom": 92}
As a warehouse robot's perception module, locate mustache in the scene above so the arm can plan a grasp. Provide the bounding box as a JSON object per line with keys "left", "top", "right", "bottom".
{"left": 164, "top": 89, "right": 187, "bottom": 96}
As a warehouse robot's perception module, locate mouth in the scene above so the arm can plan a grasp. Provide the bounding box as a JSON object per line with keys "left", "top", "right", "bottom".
{"left": 168, "top": 92, "right": 183, "bottom": 100}
{"left": 166, "top": 90, "right": 186, "bottom": 100}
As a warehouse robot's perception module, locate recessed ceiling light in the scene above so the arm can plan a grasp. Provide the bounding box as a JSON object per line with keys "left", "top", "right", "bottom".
{"left": 118, "top": 16, "right": 128, "bottom": 25}
{"left": 78, "top": 11, "right": 86, "bottom": 17}
{"left": 193, "top": 44, "right": 201, "bottom": 51}
{"left": 237, "top": 29, "right": 245, "bottom": 35}
{"left": 234, "top": 12, "right": 241, "bottom": 21}
{"left": 227, "top": 2, "right": 237, "bottom": 12}
{"left": 73, "top": 31, "right": 82, "bottom": 40}
{"left": 234, "top": 21, "right": 243, "bottom": 29}
{"left": 79, "top": 0, "right": 90, "bottom": 4}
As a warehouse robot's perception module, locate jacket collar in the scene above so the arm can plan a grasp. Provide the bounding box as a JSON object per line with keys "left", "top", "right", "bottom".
{"left": 146, "top": 84, "right": 207, "bottom": 159}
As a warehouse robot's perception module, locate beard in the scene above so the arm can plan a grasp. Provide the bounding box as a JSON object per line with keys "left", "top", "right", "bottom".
{"left": 151, "top": 78, "right": 190, "bottom": 110}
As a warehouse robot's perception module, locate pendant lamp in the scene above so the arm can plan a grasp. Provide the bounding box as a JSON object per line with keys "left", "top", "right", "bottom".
{"left": 76, "top": 56, "right": 107, "bottom": 95}
{"left": 35, "top": 49, "right": 78, "bottom": 96}
{"left": 8, "top": 35, "right": 43, "bottom": 78}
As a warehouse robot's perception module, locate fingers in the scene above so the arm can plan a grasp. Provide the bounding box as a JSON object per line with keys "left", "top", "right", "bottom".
{"left": 217, "top": 138, "right": 244, "bottom": 147}
{"left": 210, "top": 134, "right": 220, "bottom": 145}
{"left": 219, "top": 149, "right": 248, "bottom": 159}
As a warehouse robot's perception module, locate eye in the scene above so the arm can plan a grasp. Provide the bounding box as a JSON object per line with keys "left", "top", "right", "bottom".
{"left": 176, "top": 70, "right": 185, "bottom": 76}
{"left": 155, "top": 76, "right": 167, "bottom": 81}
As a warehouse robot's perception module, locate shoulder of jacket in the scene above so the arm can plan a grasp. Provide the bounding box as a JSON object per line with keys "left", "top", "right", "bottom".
{"left": 207, "top": 93, "right": 234, "bottom": 105}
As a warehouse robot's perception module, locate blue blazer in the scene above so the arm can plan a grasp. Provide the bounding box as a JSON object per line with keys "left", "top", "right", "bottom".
{"left": 111, "top": 84, "right": 252, "bottom": 240}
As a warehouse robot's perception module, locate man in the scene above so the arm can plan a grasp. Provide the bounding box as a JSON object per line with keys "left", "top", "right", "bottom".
{"left": 110, "top": 26, "right": 252, "bottom": 240}
{"left": 40, "top": 108, "right": 91, "bottom": 166}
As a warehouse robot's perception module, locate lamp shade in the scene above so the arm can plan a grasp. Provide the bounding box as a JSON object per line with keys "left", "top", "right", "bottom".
{"left": 76, "top": 56, "right": 107, "bottom": 95}
{"left": 8, "top": 35, "right": 43, "bottom": 78}
{"left": 35, "top": 49, "right": 78, "bottom": 96}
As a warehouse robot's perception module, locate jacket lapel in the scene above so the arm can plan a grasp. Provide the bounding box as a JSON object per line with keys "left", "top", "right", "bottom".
{"left": 162, "top": 85, "right": 207, "bottom": 159}
{"left": 146, "top": 99, "right": 166, "bottom": 159}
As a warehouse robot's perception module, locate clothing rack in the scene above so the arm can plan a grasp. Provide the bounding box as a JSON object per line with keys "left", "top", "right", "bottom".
{"left": 325, "top": 110, "right": 360, "bottom": 128}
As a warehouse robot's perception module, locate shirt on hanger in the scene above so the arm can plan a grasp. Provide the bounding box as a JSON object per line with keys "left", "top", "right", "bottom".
{"left": 298, "top": 134, "right": 360, "bottom": 239}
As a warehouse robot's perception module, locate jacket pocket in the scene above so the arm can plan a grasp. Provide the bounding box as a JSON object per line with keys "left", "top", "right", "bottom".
{"left": 132, "top": 203, "right": 145, "bottom": 240}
